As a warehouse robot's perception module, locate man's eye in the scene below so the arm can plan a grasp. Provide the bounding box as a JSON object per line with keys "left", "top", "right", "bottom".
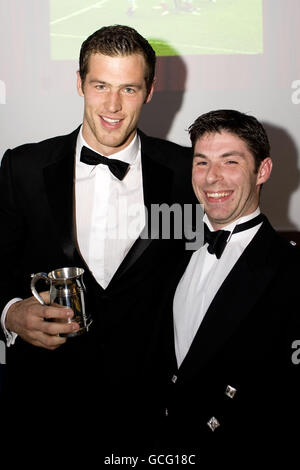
{"left": 195, "top": 161, "right": 207, "bottom": 166}
{"left": 226, "top": 160, "right": 238, "bottom": 164}
{"left": 124, "top": 87, "right": 135, "bottom": 94}
{"left": 95, "top": 84, "right": 105, "bottom": 90}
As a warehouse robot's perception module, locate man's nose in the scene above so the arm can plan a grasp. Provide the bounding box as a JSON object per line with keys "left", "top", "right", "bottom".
{"left": 105, "top": 90, "right": 122, "bottom": 113}
{"left": 206, "top": 162, "right": 223, "bottom": 184}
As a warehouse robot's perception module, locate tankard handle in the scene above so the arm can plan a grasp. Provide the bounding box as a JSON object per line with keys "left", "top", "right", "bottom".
{"left": 30, "top": 272, "right": 49, "bottom": 305}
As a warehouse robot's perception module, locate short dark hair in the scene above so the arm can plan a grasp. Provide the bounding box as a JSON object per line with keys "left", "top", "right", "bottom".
{"left": 188, "top": 109, "right": 270, "bottom": 172}
{"left": 79, "top": 24, "right": 156, "bottom": 95}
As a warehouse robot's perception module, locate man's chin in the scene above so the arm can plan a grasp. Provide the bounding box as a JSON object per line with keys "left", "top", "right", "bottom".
{"left": 95, "top": 135, "right": 128, "bottom": 154}
{"left": 205, "top": 211, "right": 235, "bottom": 228}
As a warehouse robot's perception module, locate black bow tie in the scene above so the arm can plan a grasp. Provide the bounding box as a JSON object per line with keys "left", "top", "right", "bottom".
{"left": 80, "top": 146, "right": 130, "bottom": 180}
{"left": 204, "top": 213, "right": 265, "bottom": 259}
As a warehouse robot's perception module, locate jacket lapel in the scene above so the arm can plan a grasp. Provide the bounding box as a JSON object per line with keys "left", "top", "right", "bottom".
{"left": 108, "top": 133, "right": 174, "bottom": 283}
{"left": 43, "top": 128, "right": 79, "bottom": 263}
{"left": 178, "top": 219, "right": 283, "bottom": 378}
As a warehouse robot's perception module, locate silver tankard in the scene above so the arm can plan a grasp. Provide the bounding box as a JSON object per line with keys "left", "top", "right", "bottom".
{"left": 30, "top": 267, "right": 92, "bottom": 337}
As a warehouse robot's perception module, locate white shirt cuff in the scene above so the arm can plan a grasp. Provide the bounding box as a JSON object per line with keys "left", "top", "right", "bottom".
{"left": 1, "top": 298, "right": 21, "bottom": 347}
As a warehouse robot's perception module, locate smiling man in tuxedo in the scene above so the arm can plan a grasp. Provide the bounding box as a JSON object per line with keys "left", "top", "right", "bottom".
{"left": 0, "top": 25, "right": 195, "bottom": 453}
{"left": 159, "top": 109, "right": 300, "bottom": 464}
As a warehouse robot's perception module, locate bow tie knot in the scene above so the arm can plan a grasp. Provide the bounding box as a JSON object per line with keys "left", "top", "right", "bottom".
{"left": 204, "top": 213, "right": 265, "bottom": 259}
{"left": 80, "top": 146, "right": 130, "bottom": 180}
{"left": 204, "top": 225, "right": 230, "bottom": 259}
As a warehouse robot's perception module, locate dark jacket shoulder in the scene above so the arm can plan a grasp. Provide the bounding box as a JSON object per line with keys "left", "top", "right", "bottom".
{"left": 254, "top": 217, "right": 300, "bottom": 283}
{"left": 1, "top": 127, "right": 80, "bottom": 168}
{"left": 138, "top": 129, "right": 195, "bottom": 204}
{"left": 138, "top": 129, "right": 192, "bottom": 165}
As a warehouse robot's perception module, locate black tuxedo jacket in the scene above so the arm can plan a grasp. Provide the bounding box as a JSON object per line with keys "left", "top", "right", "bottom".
{"left": 0, "top": 127, "right": 196, "bottom": 432}
{"left": 155, "top": 218, "right": 300, "bottom": 464}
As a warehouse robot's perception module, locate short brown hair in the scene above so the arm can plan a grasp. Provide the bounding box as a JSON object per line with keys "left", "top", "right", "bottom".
{"left": 188, "top": 109, "right": 270, "bottom": 173}
{"left": 79, "top": 24, "right": 156, "bottom": 95}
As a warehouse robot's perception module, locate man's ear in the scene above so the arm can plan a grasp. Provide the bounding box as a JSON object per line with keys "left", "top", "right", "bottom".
{"left": 144, "top": 79, "right": 155, "bottom": 104}
{"left": 256, "top": 157, "right": 273, "bottom": 186}
{"left": 76, "top": 71, "right": 84, "bottom": 97}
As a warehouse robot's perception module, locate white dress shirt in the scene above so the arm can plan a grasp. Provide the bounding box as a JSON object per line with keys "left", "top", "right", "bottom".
{"left": 173, "top": 208, "right": 262, "bottom": 368}
{"left": 75, "top": 128, "right": 145, "bottom": 288}
{"left": 1, "top": 127, "right": 145, "bottom": 345}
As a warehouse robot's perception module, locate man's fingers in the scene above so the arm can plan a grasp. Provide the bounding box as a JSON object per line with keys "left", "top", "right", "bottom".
{"left": 31, "top": 332, "right": 67, "bottom": 350}
{"left": 6, "top": 295, "right": 80, "bottom": 350}
{"left": 39, "top": 304, "right": 80, "bottom": 336}
{"left": 42, "top": 317, "right": 80, "bottom": 337}
{"left": 33, "top": 293, "right": 74, "bottom": 321}
{"left": 42, "top": 304, "right": 74, "bottom": 321}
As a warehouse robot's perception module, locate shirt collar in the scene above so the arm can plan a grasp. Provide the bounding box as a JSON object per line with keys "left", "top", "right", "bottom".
{"left": 76, "top": 125, "right": 140, "bottom": 167}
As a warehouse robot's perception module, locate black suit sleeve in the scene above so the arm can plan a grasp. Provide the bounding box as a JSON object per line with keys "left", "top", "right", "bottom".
{"left": 0, "top": 150, "right": 27, "bottom": 317}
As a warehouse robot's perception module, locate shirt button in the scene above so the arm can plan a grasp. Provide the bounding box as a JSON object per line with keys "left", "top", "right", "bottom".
{"left": 207, "top": 416, "right": 220, "bottom": 432}
{"left": 225, "top": 384, "right": 237, "bottom": 399}
{"left": 171, "top": 374, "right": 178, "bottom": 383}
